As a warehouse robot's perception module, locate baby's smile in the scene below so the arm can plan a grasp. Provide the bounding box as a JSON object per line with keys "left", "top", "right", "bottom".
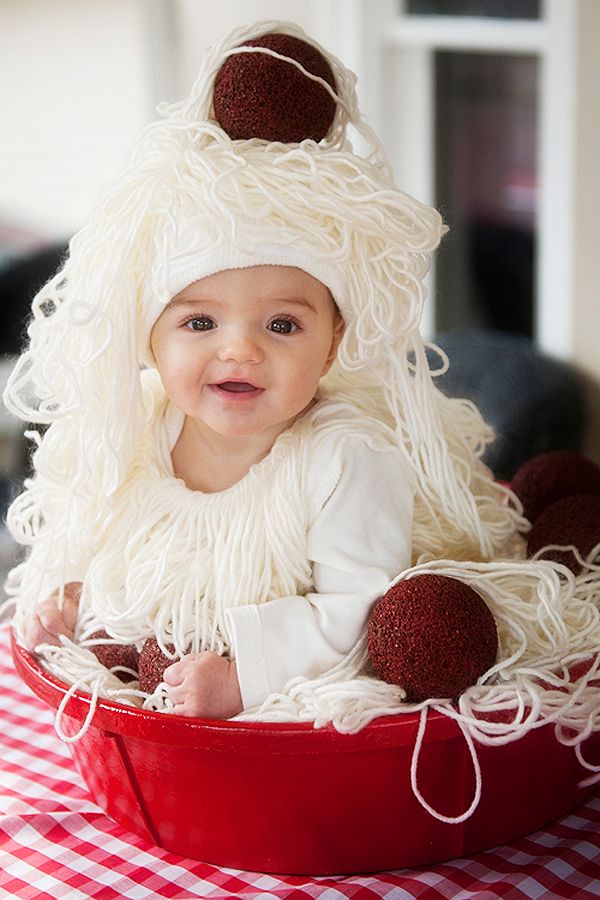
{"left": 210, "top": 380, "right": 264, "bottom": 398}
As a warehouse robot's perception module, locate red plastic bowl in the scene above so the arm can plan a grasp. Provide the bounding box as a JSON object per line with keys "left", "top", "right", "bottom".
{"left": 11, "top": 630, "right": 600, "bottom": 875}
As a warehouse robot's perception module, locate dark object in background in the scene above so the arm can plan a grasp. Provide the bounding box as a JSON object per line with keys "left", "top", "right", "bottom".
{"left": 405, "top": 1, "right": 540, "bottom": 17}
{"left": 511, "top": 449, "right": 600, "bottom": 523}
{"left": 469, "top": 221, "right": 534, "bottom": 337}
{"left": 0, "top": 243, "right": 69, "bottom": 519}
{"left": 0, "top": 243, "right": 68, "bottom": 355}
{"left": 430, "top": 329, "right": 586, "bottom": 481}
{"left": 526, "top": 494, "right": 600, "bottom": 573}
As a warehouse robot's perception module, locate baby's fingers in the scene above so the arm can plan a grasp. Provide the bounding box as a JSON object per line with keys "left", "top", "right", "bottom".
{"left": 163, "top": 661, "right": 185, "bottom": 686}
{"left": 37, "top": 599, "right": 74, "bottom": 639}
{"left": 171, "top": 699, "right": 196, "bottom": 717}
{"left": 23, "top": 614, "right": 61, "bottom": 651}
{"left": 164, "top": 651, "right": 210, "bottom": 686}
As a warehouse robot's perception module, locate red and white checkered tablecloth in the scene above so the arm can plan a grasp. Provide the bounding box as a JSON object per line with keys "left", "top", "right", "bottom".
{"left": 1, "top": 625, "right": 600, "bottom": 900}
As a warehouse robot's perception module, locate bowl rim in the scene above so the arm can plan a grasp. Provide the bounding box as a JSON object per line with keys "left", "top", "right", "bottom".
{"left": 10, "top": 628, "right": 464, "bottom": 753}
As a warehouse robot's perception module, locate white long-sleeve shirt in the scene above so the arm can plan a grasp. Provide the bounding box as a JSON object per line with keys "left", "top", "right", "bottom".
{"left": 223, "top": 429, "right": 413, "bottom": 708}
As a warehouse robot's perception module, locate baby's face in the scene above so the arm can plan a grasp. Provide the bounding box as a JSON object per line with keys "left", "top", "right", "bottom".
{"left": 150, "top": 265, "right": 344, "bottom": 441}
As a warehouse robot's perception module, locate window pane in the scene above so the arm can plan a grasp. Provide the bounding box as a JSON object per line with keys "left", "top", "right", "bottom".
{"left": 434, "top": 52, "right": 538, "bottom": 337}
{"left": 405, "top": 1, "right": 540, "bottom": 19}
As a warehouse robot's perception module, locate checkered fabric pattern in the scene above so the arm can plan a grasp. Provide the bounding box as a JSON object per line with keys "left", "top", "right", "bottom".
{"left": 1, "top": 626, "right": 600, "bottom": 900}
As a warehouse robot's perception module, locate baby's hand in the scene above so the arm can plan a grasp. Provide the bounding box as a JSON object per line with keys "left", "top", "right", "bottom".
{"left": 23, "top": 582, "right": 82, "bottom": 652}
{"left": 164, "top": 651, "right": 243, "bottom": 719}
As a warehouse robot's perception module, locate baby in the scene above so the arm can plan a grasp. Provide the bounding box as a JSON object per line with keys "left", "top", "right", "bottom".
{"left": 19, "top": 262, "right": 413, "bottom": 717}
{"left": 5, "top": 21, "right": 521, "bottom": 724}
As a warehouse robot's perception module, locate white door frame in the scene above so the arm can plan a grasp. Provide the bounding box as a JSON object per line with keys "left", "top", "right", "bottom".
{"left": 317, "top": 0, "right": 597, "bottom": 360}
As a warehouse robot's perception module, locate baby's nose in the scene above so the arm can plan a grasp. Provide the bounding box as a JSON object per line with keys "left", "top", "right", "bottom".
{"left": 217, "top": 328, "right": 264, "bottom": 365}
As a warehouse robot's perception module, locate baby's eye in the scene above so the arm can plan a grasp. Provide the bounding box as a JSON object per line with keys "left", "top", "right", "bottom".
{"left": 184, "top": 316, "right": 215, "bottom": 331}
{"left": 268, "top": 317, "right": 300, "bottom": 335}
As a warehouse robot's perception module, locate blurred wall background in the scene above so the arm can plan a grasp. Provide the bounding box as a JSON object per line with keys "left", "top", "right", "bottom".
{"left": 0, "top": 0, "right": 327, "bottom": 243}
{"left": 0, "top": 0, "right": 152, "bottom": 242}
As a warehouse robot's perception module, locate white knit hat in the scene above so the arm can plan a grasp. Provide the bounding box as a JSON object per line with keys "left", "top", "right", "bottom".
{"left": 141, "top": 240, "right": 348, "bottom": 345}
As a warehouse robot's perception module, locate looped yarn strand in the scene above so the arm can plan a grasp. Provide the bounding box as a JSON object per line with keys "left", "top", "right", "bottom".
{"left": 410, "top": 705, "right": 483, "bottom": 825}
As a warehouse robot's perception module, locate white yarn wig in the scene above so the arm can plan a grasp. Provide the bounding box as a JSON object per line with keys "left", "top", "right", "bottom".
{"left": 4, "top": 20, "right": 522, "bottom": 583}
{"left": 5, "top": 22, "right": 600, "bottom": 775}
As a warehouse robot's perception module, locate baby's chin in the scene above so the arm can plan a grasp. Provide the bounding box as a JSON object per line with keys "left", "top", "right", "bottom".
{"left": 199, "top": 409, "right": 312, "bottom": 444}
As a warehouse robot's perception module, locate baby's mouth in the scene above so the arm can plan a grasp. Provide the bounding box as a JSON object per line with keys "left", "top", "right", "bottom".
{"left": 213, "top": 381, "right": 262, "bottom": 394}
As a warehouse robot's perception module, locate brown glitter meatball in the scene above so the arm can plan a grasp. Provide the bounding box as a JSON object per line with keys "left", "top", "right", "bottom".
{"left": 527, "top": 494, "right": 600, "bottom": 573}
{"left": 88, "top": 630, "right": 139, "bottom": 683}
{"left": 511, "top": 450, "right": 600, "bottom": 524}
{"left": 213, "top": 32, "right": 337, "bottom": 143}
{"left": 138, "top": 637, "right": 180, "bottom": 694}
{"left": 367, "top": 575, "right": 498, "bottom": 702}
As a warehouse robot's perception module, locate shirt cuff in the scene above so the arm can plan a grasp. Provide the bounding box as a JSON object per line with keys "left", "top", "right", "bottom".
{"left": 223, "top": 605, "right": 271, "bottom": 710}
